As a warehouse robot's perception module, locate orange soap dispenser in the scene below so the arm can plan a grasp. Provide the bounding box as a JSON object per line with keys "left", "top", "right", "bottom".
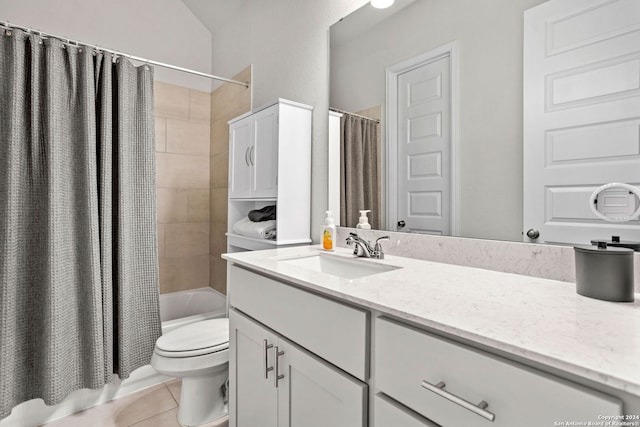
{"left": 321, "top": 210, "right": 336, "bottom": 251}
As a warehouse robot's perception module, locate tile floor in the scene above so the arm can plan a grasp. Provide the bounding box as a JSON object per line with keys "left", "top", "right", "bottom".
{"left": 41, "top": 380, "right": 229, "bottom": 427}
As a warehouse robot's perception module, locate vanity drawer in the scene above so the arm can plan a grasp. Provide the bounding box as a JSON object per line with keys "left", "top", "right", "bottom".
{"left": 374, "top": 394, "right": 439, "bottom": 427}
{"left": 229, "top": 264, "right": 368, "bottom": 380}
{"left": 374, "top": 317, "right": 622, "bottom": 426}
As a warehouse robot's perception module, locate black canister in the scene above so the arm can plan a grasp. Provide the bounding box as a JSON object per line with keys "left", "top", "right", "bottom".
{"left": 574, "top": 242, "right": 634, "bottom": 302}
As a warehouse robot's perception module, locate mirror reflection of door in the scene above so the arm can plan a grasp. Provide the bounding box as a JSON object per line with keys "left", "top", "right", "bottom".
{"left": 395, "top": 54, "right": 451, "bottom": 235}
{"left": 523, "top": 0, "right": 640, "bottom": 245}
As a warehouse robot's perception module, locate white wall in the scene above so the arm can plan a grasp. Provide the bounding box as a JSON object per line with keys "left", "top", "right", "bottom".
{"left": 210, "top": 0, "right": 369, "bottom": 241}
{"left": 330, "top": 0, "right": 546, "bottom": 241}
{"left": 0, "top": 0, "right": 213, "bottom": 91}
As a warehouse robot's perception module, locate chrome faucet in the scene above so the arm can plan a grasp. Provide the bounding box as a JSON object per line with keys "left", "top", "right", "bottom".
{"left": 346, "top": 232, "right": 390, "bottom": 259}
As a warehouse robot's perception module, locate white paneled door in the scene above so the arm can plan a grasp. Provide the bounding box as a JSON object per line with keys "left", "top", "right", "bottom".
{"left": 396, "top": 54, "right": 451, "bottom": 235}
{"left": 523, "top": 0, "right": 640, "bottom": 244}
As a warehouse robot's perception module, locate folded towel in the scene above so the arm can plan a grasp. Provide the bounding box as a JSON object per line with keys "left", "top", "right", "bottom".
{"left": 248, "top": 205, "right": 276, "bottom": 222}
{"left": 233, "top": 217, "right": 277, "bottom": 240}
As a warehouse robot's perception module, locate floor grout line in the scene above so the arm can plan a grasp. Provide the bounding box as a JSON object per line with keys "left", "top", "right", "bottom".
{"left": 167, "top": 382, "right": 179, "bottom": 406}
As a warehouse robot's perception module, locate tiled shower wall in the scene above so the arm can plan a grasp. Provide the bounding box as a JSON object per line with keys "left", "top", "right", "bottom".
{"left": 154, "top": 82, "right": 211, "bottom": 294}
{"left": 210, "top": 66, "right": 252, "bottom": 295}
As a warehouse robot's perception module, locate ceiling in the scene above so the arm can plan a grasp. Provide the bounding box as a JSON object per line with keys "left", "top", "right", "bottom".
{"left": 330, "top": 0, "right": 415, "bottom": 47}
{"left": 180, "top": 0, "right": 248, "bottom": 33}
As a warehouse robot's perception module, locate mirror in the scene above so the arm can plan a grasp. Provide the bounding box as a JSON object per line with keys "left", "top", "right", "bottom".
{"left": 329, "top": 0, "right": 640, "bottom": 244}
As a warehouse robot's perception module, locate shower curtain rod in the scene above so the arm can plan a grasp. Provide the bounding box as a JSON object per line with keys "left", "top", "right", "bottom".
{"left": 330, "top": 107, "right": 380, "bottom": 123}
{"left": 0, "top": 21, "right": 250, "bottom": 88}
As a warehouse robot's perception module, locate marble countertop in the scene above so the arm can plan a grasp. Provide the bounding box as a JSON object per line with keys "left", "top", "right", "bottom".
{"left": 223, "top": 245, "right": 640, "bottom": 397}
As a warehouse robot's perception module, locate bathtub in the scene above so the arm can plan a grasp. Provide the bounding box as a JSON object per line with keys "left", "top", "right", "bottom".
{"left": 1, "top": 287, "right": 227, "bottom": 427}
{"left": 160, "top": 287, "right": 228, "bottom": 333}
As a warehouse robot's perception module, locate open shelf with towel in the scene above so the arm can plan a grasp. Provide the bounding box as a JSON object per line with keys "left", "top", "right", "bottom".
{"left": 226, "top": 99, "right": 313, "bottom": 252}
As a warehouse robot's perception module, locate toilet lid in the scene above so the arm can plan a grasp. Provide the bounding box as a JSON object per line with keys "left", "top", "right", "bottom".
{"left": 156, "top": 318, "right": 229, "bottom": 356}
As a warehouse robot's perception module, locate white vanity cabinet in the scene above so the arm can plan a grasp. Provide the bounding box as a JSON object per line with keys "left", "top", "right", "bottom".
{"left": 228, "top": 264, "right": 368, "bottom": 427}
{"left": 374, "top": 317, "right": 623, "bottom": 427}
{"left": 230, "top": 310, "right": 368, "bottom": 427}
{"left": 227, "top": 99, "right": 313, "bottom": 252}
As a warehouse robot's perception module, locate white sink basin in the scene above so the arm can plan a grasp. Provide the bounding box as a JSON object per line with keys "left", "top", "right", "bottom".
{"left": 280, "top": 252, "right": 400, "bottom": 279}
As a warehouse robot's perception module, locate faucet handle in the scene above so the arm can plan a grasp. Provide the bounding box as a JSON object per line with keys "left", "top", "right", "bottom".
{"left": 373, "top": 236, "right": 390, "bottom": 259}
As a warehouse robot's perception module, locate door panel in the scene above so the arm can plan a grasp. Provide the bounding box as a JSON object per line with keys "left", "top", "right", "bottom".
{"left": 277, "top": 338, "right": 367, "bottom": 427}
{"left": 397, "top": 55, "right": 451, "bottom": 235}
{"left": 252, "top": 107, "right": 279, "bottom": 198}
{"left": 229, "top": 119, "right": 252, "bottom": 199}
{"left": 523, "top": 0, "right": 640, "bottom": 244}
{"left": 229, "top": 310, "right": 278, "bottom": 427}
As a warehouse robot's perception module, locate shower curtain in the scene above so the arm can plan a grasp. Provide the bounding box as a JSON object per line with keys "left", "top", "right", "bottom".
{"left": 340, "top": 113, "right": 380, "bottom": 229}
{"left": 0, "top": 29, "right": 161, "bottom": 418}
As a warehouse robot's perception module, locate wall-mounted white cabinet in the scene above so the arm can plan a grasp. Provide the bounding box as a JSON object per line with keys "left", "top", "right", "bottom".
{"left": 227, "top": 99, "right": 312, "bottom": 252}
{"left": 229, "top": 106, "right": 278, "bottom": 199}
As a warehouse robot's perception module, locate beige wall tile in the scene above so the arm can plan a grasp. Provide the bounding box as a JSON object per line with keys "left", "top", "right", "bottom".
{"left": 155, "top": 117, "right": 167, "bottom": 152}
{"left": 211, "top": 152, "right": 229, "bottom": 189}
{"left": 211, "top": 87, "right": 239, "bottom": 121}
{"left": 165, "top": 223, "right": 210, "bottom": 259}
{"left": 207, "top": 65, "right": 251, "bottom": 296}
{"left": 157, "top": 153, "right": 209, "bottom": 189}
{"left": 209, "top": 255, "right": 216, "bottom": 291}
{"left": 210, "top": 119, "right": 229, "bottom": 156}
{"left": 154, "top": 81, "right": 189, "bottom": 119}
{"left": 210, "top": 188, "right": 228, "bottom": 225}
{"left": 211, "top": 229, "right": 227, "bottom": 257}
{"left": 166, "top": 119, "right": 210, "bottom": 156}
{"left": 210, "top": 256, "right": 227, "bottom": 295}
{"left": 157, "top": 223, "right": 165, "bottom": 258}
{"left": 165, "top": 223, "right": 209, "bottom": 258}
{"left": 188, "top": 189, "right": 210, "bottom": 222}
{"left": 160, "top": 255, "right": 210, "bottom": 293}
{"left": 190, "top": 89, "right": 212, "bottom": 122}
{"left": 157, "top": 188, "right": 189, "bottom": 223}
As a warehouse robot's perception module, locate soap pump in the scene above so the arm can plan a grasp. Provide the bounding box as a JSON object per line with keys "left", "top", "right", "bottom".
{"left": 356, "top": 210, "right": 371, "bottom": 229}
{"left": 321, "top": 210, "right": 336, "bottom": 251}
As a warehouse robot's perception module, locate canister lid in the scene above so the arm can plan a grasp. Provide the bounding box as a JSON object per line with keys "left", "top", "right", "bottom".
{"left": 574, "top": 243, "right": 634, "bottom": 255}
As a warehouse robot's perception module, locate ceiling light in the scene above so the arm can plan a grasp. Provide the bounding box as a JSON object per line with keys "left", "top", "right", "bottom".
{"left": 371, "top": 0, "right": 395, "bottom": 9}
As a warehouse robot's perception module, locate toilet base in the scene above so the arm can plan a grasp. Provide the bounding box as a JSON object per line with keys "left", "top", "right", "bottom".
{"left": 177, "top": 363, "right": 229, "bottom": 427}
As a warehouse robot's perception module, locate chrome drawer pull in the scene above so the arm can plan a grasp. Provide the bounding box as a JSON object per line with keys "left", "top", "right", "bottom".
{"left": 421, "top": 380, "right": 496, "bottom": 422}
{"left": 274, "top": 346, "right": 285, "bottom": 388}
{"left": 263, "top": 339, "right": 274, "bottom": 379}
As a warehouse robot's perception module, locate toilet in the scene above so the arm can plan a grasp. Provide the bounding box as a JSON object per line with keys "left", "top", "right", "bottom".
{"left": 151, "top": 318, "right": 230, "bottom": 427}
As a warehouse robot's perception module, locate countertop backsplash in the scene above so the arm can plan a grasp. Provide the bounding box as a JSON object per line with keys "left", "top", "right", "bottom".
{"left": 336, "top": 227, "right": 640, "bottom": 293}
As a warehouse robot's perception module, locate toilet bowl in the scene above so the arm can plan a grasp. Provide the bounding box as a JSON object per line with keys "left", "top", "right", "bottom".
{"left": 151, "top": 318, "right": 229, "bottom": 427}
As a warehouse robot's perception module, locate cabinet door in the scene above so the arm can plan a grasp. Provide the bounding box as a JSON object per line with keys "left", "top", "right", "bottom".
{"left": 229, "top": 118, "right": 252, "bottom": 199}
{"left": 277, "top": 338, "right": 367, "bottom": 427}
{"left": 251, "top": 107, "right": 278, "bottom": 198}
{"left": 229, "top": 310, "right": 279, "bottom": 427}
